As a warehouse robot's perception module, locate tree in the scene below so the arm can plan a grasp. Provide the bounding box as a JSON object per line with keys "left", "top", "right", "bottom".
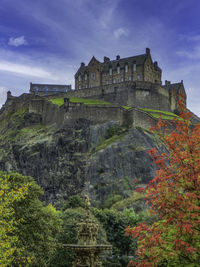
{"left": 49, "top": 207, "right": 108, "bottom": 267}
{"left": 0, "top": 172, "right": 28, "bottom": 266}
{"left": 0, "top": 171, "right": 62, "bottom": 266}
{"left": 126, "top": 105, "right": 200, "bottom": 266}
{"left": 92, "top": 208, "right": 135, "bottom": 256}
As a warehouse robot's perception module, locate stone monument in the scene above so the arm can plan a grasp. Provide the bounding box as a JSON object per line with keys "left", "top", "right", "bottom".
{"left": 64, "top": 195, "right": 112, "bottom": 267}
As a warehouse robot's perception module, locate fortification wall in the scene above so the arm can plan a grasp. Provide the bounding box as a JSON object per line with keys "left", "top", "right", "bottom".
{"left": 29, "top": 99, "right": 64, "bottom": 127}
{"left": 0, "top": 94, "right": 33, "bottom": 122}
{"left": 63, "top": 102, "right": 127, "bottom": 127}
{"left": 132, "top": 108, "right": 157, "bottom": 129}
{"left": 42, "top": 81, "right": 172, "bottom": 112}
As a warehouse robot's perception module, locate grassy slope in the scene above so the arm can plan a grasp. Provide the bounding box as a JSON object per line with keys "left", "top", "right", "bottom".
{"left": 50, "top": 97, "right": 179, "bottom": 120}
{"left": 50, "top": 97, "right": 112, "bottom": 107}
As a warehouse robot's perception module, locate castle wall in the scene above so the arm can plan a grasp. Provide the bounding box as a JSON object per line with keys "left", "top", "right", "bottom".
{"left": 63, "top": 103, "right": 126, "bottom": 127}
{"left": 42, "top": 81, "right": 172, "bottom": 112}
{"left": 0, "top": 94, "right": 33, "bottom": 122}
{"left": 132, "top": 108, "right": 156, "bottom": 129}
{"left": 29, "top": 99, "right": 64, "bottom": 127}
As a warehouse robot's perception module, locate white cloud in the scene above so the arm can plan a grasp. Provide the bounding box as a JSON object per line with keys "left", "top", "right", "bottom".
{"left": 8, "top": 36, "right": 27, "bottom": 47}
{"left": 179, "top": 34, "right": 200, "bottom": 42}
{"left": 113, "top": 27, "right": 129, "bottom": 39}
{"left": 176, "top": 45, "right": 200, "bottom": 59}
{"left": 0, "top": 61, "right": 53, "bottom": 79}
{"left": 0, "top": 86, "right": 8, "bottom": 106}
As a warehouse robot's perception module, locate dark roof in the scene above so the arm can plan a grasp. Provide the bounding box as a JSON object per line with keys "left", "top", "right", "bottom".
{"left": 101, "top": 54, "right": 146, "bottom": 71}
{"left": 76, "top": 52, "right": 161, "bottom": 75}
{"left": 164, "top": 82, "right": 183, "bottom": 91}
{"left": 30, "top": 83, "right": 71, "bottom": 87}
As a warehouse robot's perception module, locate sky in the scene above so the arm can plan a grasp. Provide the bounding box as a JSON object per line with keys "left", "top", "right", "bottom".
{"left": 0, "top": 0, "right": 200, "bottom": 116}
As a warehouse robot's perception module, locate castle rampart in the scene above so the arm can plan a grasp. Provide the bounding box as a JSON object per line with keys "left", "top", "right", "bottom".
{"left": 42, "top": 81, "right": 172, "bottom": 112}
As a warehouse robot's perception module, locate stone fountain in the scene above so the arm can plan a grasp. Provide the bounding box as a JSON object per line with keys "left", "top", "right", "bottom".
{"left": 64, "top": 195, "right": 112, "bottom": 267}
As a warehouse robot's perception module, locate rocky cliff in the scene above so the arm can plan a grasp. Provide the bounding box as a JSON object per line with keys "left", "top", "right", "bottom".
{"left": 0, "top": 98, "right": 164, "bottom": 206}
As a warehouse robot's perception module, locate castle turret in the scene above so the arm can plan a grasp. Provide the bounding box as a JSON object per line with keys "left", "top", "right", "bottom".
{"left": 146, "top": 47, "right": 150, "bottom": 55}
{"left": 7, "top": 90, "right": 13, "bottom": 100}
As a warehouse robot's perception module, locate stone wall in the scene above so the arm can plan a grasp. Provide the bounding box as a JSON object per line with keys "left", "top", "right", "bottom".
{"left": 132, "top": 108, "right": 157, "bottom": 129}
{"left": 0, "top": 94, "right": 33, "bottom": 122}
{"left": 44, "top": 81, "right": 172, "bottom": 112}
{"left": 29, "top": 99, "right": 64, "bottom": 127}
{"left": 63, "top": 101, "right": 128, "bottom": 127}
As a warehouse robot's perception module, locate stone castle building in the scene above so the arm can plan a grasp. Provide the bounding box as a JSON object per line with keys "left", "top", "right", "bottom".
{"left": 4, "top": 47, "right": 195, "bottom": 133}
{"left": 75, "top": 48, "right": 162, "bottom": 90}
{"left": 30, "top": 83, "right": 71, "bottom": 96}
{"left": 28, "top": 48, "right": 186, "bottom": 116}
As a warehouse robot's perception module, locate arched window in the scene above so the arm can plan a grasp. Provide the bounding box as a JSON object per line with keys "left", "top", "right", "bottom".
{"left": 84, "top": 73, "right": 87, "bottom": 80}
{"left": 133, "top": 63, "right": 136, "bottom": 72}
{"left": 78, "top": 75, "right": 81, "bottom": 81}
{"left": 109, "top": 67, "right": 112, "bottom": 75}
{"left": 117, "top": 65, "right": 120, "bottom": 74}
{"left": 125, "top": 64, "right": 128, "bottom": 73}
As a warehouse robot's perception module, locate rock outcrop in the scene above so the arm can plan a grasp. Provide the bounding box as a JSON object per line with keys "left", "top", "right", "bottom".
{"left": 0, "top": 97, "right": 164, "bottom": 205}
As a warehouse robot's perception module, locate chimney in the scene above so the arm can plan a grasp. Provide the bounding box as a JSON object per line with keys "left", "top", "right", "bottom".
{"left": 154, "top": 61, "right": 158, "bottom": 68}
{"left": 104, "top": 56, "right": 110, "bottom": 63}
{"left": 7, "top": 91, "right": 12, "bottom": 99}
{"left": 116, "top": 55, "right": 120, "bottom": 60}
{"left": 81, "top": 62, "right": 85, "bottom": 67}
{"left": 165, "top": 80, "right": 171, "bottom": 86}
{"left": 146, "top": 48, "right": 150, "bottom": 55}
{"left": 181, "top": 80, "right": 183, "bottom": 83}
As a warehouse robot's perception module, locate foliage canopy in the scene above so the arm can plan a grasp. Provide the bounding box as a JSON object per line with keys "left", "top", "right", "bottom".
{"left": 0, "top": 171, "right": 62, "bottom": 266}
{"left": 126, "top": 104, "right": 200, "bottom": 266}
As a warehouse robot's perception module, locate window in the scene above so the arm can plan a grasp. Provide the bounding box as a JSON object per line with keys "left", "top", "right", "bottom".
{"left": 86, "top": 84, "right": 88, "bottom": 88}
{"left": 109, "top": 67, "right": 112, "bottom": 75}
{"left": 113, "top": 79, "right": 116, "bottom": 84}
{"left": 133, "top": 63, "right": 136, "bottom": 72}
{"left": 78, "top": 85, "right": 81, "bottom": 89}
{"left": 129, "top": 76, "right": 132, "bottom": 81}
{"left": 78, "top": 75, "right": 81, "bottom": 81}
{"left": 117, "top": 66, "right": 120, "bottom": 74}
{"left": 106, "top": 80, "right": 109, "bottom": 85}
{"left": 91, "top": 72, "right": 96, "bottom": 80}
{"left": 121, "top": 77, "right": 124, "bottom": 82}
{"left": 84, "top": 73, "right": 87, "bottom": 80}
{"left": 137, "top": 74, "right": 141, "bottom": 80}
{"left": 125, "top": 64, "right": 128, "bottom": 73}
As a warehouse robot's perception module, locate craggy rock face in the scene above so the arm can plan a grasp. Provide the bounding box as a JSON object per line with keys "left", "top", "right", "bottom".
{"left": 0, "top": 100, "right": 163, "bottom": 206}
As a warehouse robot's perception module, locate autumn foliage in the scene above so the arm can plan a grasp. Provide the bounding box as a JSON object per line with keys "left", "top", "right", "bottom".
{"left": 126, "top": 103, "right": 200, "bottom": 266}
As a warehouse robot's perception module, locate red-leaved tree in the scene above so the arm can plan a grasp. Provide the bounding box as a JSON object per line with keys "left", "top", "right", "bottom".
{"left": 126, "top": 103, "right": 200, "bottom": 266}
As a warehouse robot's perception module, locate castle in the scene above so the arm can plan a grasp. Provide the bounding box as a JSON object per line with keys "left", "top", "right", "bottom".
{"left": 30, "top": 48, "right": 186, "bottom": 113}
{"left": 2, "top": 48, "right": 189, "bottom": 130}
{"left": 75, "top": 48, "right": 162, "bottom": 89}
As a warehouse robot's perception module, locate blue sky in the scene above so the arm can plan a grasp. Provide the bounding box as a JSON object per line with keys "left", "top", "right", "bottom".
{"left": 0, "top": 0, "right": 200, "bottom": 115}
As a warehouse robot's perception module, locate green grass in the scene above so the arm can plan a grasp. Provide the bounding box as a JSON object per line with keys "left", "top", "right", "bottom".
{"left": 139, "top": 108, "right": 181, "bottom": 120}
{"left": 70, "top": 97, "right": 112, "bottom": 105}
{"left": 50, "top": 98, "right": 180, "bottom": 121}
{"left": 122, "top": 106, "right": 132, "bottom": 110}
{"left": 50, "top": 98, "right": 64, "bottom": 106}
{"left": 94, "top": 133, "right": 126, "bottom": 153}
{"left": 139, "top": 108, "right": 179, "bottom": 117}
{"left": 50, "top": 97, "right": 112, "bottom": 107}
